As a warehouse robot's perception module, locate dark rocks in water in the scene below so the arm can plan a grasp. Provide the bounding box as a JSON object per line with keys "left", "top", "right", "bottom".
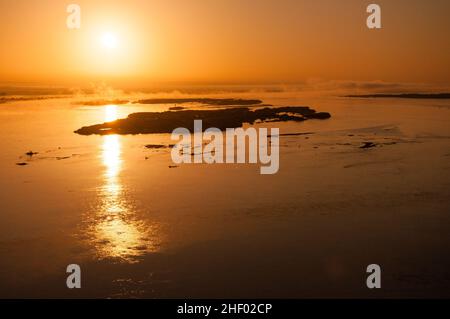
{"left": 269, "top": 132, "right": 314, "bottom": 137}
{"left": 134, "top": 98, "right": 263, "bottom": 106}
{"left": 345, "top": 93, "right": 450, "bottom": 100}
{"left": 306, "top": 112, "right": 333, "bottom": 119}
{"left": 145, "top": 144, "right": 167, "bottom": 149}
{"left": 25, "top": 151, "right": 38, "bottom": 156}
{"left": 75, "top": 106, "right": 331, "bottom": 136}
{"left": 16, "top": 162, "right": 28, "bottom": 166}
{"left": 169, "top": 106, "right": 185, "bottom": 111}
{"left": 360, "top": 142, "right": 377, "bottom": 149}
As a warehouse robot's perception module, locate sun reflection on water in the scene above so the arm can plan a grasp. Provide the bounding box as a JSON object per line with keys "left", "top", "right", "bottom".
{"left": 86, "top": 105, "right": 161, "bottom": 261}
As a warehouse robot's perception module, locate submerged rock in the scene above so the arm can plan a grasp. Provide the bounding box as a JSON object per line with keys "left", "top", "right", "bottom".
{"left": 169, "top": 106, "right": 185, "bottom": 111}
{"left": 360, "top": 142, "right": 377, "bottom": 149}
{"left": 145, "top": 144, "right": 167, "bottom": 149}
{"left": 25, "top": 151, "right": 38, "bottom": 156}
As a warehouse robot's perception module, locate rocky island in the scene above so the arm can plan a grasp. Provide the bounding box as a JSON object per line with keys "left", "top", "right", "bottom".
{"left": 75, "top": 106, "right": 331, "bottom": 135}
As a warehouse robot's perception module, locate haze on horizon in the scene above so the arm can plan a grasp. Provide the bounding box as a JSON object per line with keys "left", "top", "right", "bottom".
{"left": 0, "top": 0, "right": 449, "bottom": 87}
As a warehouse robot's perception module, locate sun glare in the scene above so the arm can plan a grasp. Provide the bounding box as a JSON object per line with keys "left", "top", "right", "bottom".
{"left": 101, "top": 32, "right": 119, "bottom": 49}
{"left": 104, "top": 104, "right": 118, "bottom": 122}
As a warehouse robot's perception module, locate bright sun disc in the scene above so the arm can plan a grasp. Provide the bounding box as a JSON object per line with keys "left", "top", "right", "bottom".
{"left": 101, "top": 32, "right": 118, "bottom": 49}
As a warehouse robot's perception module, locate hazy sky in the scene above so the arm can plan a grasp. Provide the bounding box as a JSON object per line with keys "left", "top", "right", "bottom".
{"left": 0, "top": 0, "right": 449, "bottom": 86}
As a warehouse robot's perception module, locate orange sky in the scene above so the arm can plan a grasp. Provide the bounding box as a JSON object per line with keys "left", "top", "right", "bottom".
{"left": 0, "top": 0, "right": 449, "bottom": 86}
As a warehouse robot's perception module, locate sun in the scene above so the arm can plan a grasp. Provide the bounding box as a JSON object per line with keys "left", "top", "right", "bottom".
{"left": 101, "top": 32, "right": 119, "bottom": 49}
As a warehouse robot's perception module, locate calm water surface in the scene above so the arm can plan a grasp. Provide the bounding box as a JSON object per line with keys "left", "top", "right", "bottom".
{"left": 0, "top": 93, "right": 449, "bottom": 297}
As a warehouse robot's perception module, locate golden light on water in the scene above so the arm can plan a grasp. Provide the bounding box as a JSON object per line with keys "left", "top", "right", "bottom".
{"left": 101, "top": 135, "right": 122, "bottom": 199}
{"left": 85, "top": 105, "right": 161, "bottom": 261}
